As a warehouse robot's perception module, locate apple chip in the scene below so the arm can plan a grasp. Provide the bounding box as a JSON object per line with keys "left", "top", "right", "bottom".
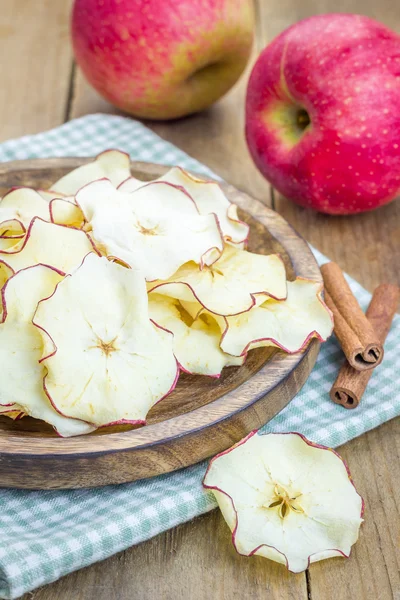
{"left": 0, "top": 187, "right": 50, "bottom": 227}
{"left": 76, "top": 179, "right": 224, "bottom": 281}
{"left": 148, "top": 294, "right": 244, "bottom": 377}
{"left": 149, "top": 246, "right": 287, "bottom": 316}
{"left": 203, "top": 432, "right": 364, "bottom": 572}
{"left": 0, "top": 265, "right": 95, "bottom": 436}
{"left": 120, "top": 167, "right": 249, "bottom": 246}
{"left": 220, "top": 278, "right": 333, "bottom": 356}
{"left": 50, "top": 150, "right": 131, "bottom": 195}
{"left": 33, "top": 254, "right": 179, "bottom": 427}
{"left": 50, "top": 198, "right": 85, "bottom": 228}
{"left": 0, "top": 217, "right": 98, "bottom": 275}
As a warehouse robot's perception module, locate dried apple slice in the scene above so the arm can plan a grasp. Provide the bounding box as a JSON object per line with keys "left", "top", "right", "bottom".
{"left": 33, "top": 254, "right": 179, "bottom": 427}
{"left": 0, "top": 218, "right": 98, "bottom": 275}
{"left": 0, "top": 187, "right": 50, "bottom": 226}
{"left": 51, "top": 150, "right": 131, "bottom": 195}
{"left": 203, "top": 431, "right": 364, "bottom": 572}
{"left": 120, "top": 167, "right": 249, "bottom": 246}
{"left": 50, "top": 198, "right": 85, "bottom": 228}
{"left": 149, "top": 246, "right": 287, "bottom": 316}
{"left": 148, "top": 294, "right": 244, "bottom": 377}
{"left": 220, "top": 278, "right": 333, "bottom": 356}
{"left": 0, "top": 265, "right": 95, "bottom": 436}
{"left": 76, "top": 179, "right": 224, "bottom": 281}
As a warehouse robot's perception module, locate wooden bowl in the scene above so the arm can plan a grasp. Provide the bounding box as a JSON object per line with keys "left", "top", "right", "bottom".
{"left": 0, "top": 158, "right": 321, "bottom": 489}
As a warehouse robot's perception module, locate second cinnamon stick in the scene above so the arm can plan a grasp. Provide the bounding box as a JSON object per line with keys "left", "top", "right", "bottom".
{"left": 331, "top": 283, "right": 399, "bottom": 409}
{"left": 321, "top": 262, "right": 383, "bottom": 371}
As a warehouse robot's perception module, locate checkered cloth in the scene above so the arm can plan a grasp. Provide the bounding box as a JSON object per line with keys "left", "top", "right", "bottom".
{"left": 0, "top": 115, "right": 398, "bottom": 599}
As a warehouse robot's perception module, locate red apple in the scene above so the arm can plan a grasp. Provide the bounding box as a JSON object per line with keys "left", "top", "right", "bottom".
{"left": 72, "top": 0, "right": 254, "bottom": 120}
{"left": 245, "top": 14, "right": 400, "bottom": 215}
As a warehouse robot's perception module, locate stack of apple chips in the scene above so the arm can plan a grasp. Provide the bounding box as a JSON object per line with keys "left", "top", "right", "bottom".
{"left": 0, "top": 150, "right": 333, "bottom": 436}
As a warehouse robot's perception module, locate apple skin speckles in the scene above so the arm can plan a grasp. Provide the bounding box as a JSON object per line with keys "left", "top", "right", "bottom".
{"left": 246, "top": 14, "right": 400, "bottom": 215}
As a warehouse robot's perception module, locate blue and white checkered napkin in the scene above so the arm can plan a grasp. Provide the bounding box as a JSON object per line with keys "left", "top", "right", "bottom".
{"left": 0, "top": 114, "right": 398, "bottom": 599}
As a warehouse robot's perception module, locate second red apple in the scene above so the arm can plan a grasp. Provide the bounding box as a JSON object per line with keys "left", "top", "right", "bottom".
{"left": 246, "top": 14, "right": 400, "bottom": 215}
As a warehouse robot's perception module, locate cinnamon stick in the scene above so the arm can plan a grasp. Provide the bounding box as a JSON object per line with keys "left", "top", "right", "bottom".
{"left": 321, "top": 262, "right": 383, "bottom": 371}
{"left": 331, "top": 283, "right": 399, "bottom": 409}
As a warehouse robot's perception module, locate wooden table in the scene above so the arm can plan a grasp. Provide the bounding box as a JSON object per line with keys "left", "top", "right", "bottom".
{"left": 2, "top": 1, "right": 399, "bottom": 598}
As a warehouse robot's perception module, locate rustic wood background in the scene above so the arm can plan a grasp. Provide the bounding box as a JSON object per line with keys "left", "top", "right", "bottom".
{"left": 1, "top": 0, "right": 399, "bottom": 598}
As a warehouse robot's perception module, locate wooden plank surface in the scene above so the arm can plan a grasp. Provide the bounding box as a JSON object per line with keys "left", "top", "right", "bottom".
{"left": 0, "top": 0, "right": 74, "bottom": 142}
{"left": 20, "top": 419, "right": 400, "bottom": 600}
{"left": 0, "top": 0, "right": 397, "bottom": 598}
{"left": 308, "top": 419, "right": 400, "bottom": 600}
{"left": 23, "top": 509, "right": 307, "bottom": 600}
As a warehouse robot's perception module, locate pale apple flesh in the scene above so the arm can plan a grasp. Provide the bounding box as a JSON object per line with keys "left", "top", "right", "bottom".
{"left": 148, "top": 246, "right": 287, "bottom": 316}
{"left": 33, "top": 254, "right": 179, "bottom": 427}
{"left": 0, "top": 187, "right": 50, "bottom": 225}
{"left": 72, "top": 0, "right": 254, "bottom": 119}
{"left": 0, "top": 219, "right": 25, "bottom": 238}
{"left": 148, "top": 293, "right": 244, "bottom": 377}
{"left": 37, "top": 189, "right": 67, "bottom": 202}
{"left": 246, "top": 14, "right": 400, "bottom": 214}
{"left": 0, "top": 235, "right": 24, "bottom": 251}
{"left": 0, "top": 218, "right": 99, "bottom": 276}
{"left": 0, "top": 218, "right": 25, "bottom": 251}
{"left": 0, "top": 264, "right": 95, "bottom": 436}
{"left": 50, "top": 150, "right": 131, "bottom": 196}
{"left": 50, "top": 198, "right": 85, "bottom": 228}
